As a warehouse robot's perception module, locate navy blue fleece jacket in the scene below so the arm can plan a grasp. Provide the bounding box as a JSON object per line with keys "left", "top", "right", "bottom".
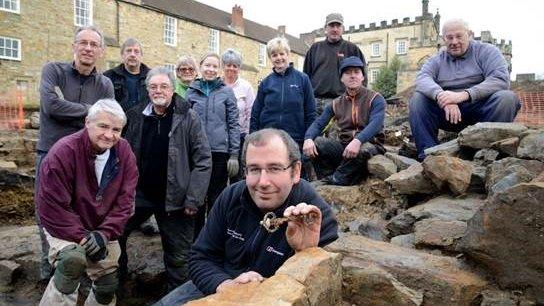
{"left": 188, "top": 180, "right": 338, "bottom": 295}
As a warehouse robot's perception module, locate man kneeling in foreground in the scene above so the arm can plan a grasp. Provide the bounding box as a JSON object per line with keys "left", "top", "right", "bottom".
{"left": 37, "top": 99, "right": 138, "bottom": 305}
{"left": 155, "top": 128, "right": 338, "bottom": 305}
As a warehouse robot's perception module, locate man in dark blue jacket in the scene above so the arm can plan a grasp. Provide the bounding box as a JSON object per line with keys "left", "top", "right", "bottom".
{"left": 154, "top": 128, "right": 338, "bottom": 305}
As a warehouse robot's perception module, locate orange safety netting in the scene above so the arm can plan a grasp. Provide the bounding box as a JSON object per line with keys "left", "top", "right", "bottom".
{"left": 0, "top": 89, "right": 25, "bottom": 131}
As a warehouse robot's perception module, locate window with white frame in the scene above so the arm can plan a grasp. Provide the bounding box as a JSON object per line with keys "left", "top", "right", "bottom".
{"left": 208, "top": 29, "right": 220, "bottom": 53}
{"left": 0, "top": 0, "right": 20, "bottom": 13}
{"left": 371, "top": 42, "right": 380, "bottom": 57}
{"left": 0, "top": 36, "right": 21, "bottom": 61}
{"left": 370, "top": 69, "right": 379, "bottom": 84}
{"left": 74, "top": 0, "right": 92, "bottom": 26}
{"left": 165, "top": 64, "right": 176, "bottom": 73}
{"left": 258, "top": 44, "right": 266, "bottom": 67}
{"left": 396, "top": 40, "right": 407, "bottom": 55}
{"left": 164, "top": 16, "right": 177, "bottom": 46}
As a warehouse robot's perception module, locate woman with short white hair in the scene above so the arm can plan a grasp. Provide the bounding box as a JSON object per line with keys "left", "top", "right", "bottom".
{"left": 221, "top": 48, "right": 255, "bottom": 182}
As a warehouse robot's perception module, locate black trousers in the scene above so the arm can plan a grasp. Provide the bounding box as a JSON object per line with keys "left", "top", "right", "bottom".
{"left": 312, "top": 137, "right": 383, "bottom": 185}
{"left": 194, "top": 152, "right": 229, "bottom": 240}
{"left": 119, "top": 206, "right": 194, "bottom": 291}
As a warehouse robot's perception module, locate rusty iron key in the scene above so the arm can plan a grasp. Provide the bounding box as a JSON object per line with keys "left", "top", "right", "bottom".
{"left": 260, "top": 211, "right": 318, "bottom": 233}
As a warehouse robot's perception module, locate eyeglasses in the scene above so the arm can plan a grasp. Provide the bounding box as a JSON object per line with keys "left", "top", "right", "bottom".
{"left": 148, "top": 84, "right": 172, "bottom": 91}
{"left": 75, "top": 40, "right": 101, "bottom": 49}
{"left": 245, "top": 161, "right": 296, "bottom": 177}
{"left": 177, "top": 67, "right": 195, "bottom": 73}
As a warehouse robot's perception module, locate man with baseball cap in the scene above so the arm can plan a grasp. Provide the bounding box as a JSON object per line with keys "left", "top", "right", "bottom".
{"left": 303, "top": 13, "right": 367, "bottom": 115}
{"left": 303, "top": 56, "right": 385, "bottom": 186}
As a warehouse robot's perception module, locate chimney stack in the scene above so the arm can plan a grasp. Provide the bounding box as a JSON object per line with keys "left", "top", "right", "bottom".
{"left": 231, "top": 5, "right": 244, "bottom": 34}
{"left": 278, "top": 25, "right": 286, "bottom": 36}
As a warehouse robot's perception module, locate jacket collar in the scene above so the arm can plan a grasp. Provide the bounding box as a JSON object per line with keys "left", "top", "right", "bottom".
{"left": 272, "top": 63, "right": 294, "bottom": 76}
{"left": 142, "top": 93, "right": 189, "bottom": 117}
{"left": 70, "top": 61, "right": 98, "bottom": 77}
{"left": 112, "top": 62, "right": 151, "bottom": 77}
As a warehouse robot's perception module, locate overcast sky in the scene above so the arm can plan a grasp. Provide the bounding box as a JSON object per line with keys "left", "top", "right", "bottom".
{"left": 197, "top": 0, "right": 544, "bottom": 80}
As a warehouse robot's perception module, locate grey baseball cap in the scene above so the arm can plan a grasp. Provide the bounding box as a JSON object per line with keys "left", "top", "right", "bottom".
{"left": 325, "top": 13, "right": 343, "bottom": 26}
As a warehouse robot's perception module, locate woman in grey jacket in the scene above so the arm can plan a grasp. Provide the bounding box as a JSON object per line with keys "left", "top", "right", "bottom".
{"left": 186, "top": 52, "right": 240, "bottom": 239}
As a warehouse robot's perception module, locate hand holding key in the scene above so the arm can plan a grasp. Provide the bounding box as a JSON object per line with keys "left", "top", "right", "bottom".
{"left": 259, "top": 202, "right": 322, "bottom": 252}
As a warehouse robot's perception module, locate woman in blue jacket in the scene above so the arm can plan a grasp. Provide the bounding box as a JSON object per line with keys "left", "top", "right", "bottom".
{"left": 186, "top": 52, "right": 240, "bottom": 239}
{"left": 250, "top": 37, "right": 316, "bottom": 178}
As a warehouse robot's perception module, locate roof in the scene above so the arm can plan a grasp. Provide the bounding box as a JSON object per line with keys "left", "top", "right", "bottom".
{"left": 140, "top": 0, "right": 309, "bottom": 55}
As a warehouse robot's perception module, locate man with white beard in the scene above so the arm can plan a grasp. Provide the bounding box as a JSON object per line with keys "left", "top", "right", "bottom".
{"left": 121, "top": 66, "right": 212, "bottom": 291}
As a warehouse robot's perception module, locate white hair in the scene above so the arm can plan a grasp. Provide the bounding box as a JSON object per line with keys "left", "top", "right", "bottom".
{"left": 87, "top": 99, "right": 127, "bottom": 126}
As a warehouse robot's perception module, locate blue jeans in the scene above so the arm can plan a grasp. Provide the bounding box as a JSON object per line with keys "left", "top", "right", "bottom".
{"left": 409, "top": 90, "right": 521, "bottom": 160}
{"left": 153, "top": 280, "right": 204, "bottom": 306}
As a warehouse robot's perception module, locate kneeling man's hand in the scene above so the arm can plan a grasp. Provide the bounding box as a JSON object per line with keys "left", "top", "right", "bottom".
{"left": 303, "top": 139, "right": 318, "bottom": 158}
{"left": 284, "top": 203, "right": 322, "bottom": 252}
{"left": 343, "top": 139, "right": 361, "bottom": 159}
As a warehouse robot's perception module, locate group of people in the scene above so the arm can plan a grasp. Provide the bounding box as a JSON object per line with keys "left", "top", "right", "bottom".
{"left": 33, "top": 11, "right": 520, "bottom": 306}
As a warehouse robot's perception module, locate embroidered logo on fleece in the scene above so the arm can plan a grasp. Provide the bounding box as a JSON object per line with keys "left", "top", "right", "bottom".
{"left": 226, "top": 228, "right": 245, "bottom": 241}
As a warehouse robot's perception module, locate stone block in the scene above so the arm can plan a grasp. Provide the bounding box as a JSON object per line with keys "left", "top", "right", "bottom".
{"left": 459, "top": 182, "right": 544, "bottom": 303}
{"left": 385, "top": 152, "right": 418, "bottom": 171}
{"left": 517, "top": 129, "right": 544, "bottom": 161}
{"left": 413, "top": 218, "right": 466, "bottom": 250}
{"left": 0, "top": 260, "right": 21, "bottom": 286}
{"left": 423, "top": 156, "right": 473, "bottom": 195}
{"left": 458, "top": 122, "right": 528, "bottom": 149}
{"left": 385, "top": 163, "right": 436, "bottom": 195}
{"left": 368, "top": 155, "right": 397, "bottom": 180}
{"left": 189, "top": 248, "right": 342, "bottom": 306}
{"left": 485, "top": 157, "right": 544, "bottom": 196}
{"left": 327, "top": 235, "right": 487, "bottom": 306}
{"left": 423, "top": 139, "right": 460, "bottom": 157}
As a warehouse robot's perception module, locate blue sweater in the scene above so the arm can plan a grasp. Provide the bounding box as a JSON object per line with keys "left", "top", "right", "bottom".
{"left": 250, "top": 66, "right": 316, "bottom": 142}
{"left": 188, "top": 180, "right": 338, "bottom": 295}
{"left": 416, "top": 40, "right": 510, "bottom": 102}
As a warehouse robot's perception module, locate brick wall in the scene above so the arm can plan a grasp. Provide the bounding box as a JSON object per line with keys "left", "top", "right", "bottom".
{"left": 514, "top": 91, "right": 544, "bottom": 128}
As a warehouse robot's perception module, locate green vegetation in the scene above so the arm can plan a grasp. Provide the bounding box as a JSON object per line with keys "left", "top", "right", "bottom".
{"left": 372, "top": 56, "right": 403, "bottom": 99}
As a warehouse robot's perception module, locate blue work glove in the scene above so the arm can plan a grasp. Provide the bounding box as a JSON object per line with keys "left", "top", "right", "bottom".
{"left": 82, "top": 231, "right": 108, "bottom": 262}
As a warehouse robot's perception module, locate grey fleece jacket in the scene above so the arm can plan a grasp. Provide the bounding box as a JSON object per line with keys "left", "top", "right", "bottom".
{"left": 37, "top": 61, "right": 114, "bottom": 151}
{"left": 415, "top": 40, "right": 510, "bottom": 102}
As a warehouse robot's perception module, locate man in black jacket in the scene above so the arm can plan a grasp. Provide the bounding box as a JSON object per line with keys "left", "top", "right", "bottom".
{"left": 154, "top": 128, "right": 338, "bottom": 305}
{"left": 103, "top": 38, "right": 150, "bottom": 113}
{"left": 303, "top": 13, "right": 367, "bottom": 115}
{"left": 104, "top": 38, "right": 158, "bottom": 235}
{"left": 122, "top": 67, "right": 212, "bottom": 291}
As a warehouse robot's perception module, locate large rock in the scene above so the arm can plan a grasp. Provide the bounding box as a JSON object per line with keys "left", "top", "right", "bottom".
{"left": 385, "top": 152, "right": 418, "bottom": 171}
{"left": 0, "top": 161, "right": 17, "bottom": 171}
{"left": 0, "top": 260, "right": 21, "bottom": 286}
{"left": 385, "top": 163, "right": 436, "bottom": 195}
{"left": 390, "top": 233, "right": 415, "bottom": 249}
{"left": 413, "top": 218, "right": 467, "bottom": 251}
{"left": 0, "top": 225, "right": 166, "bottom": 304}
{"left": 386, "top": 195, "right": 485, "bottom": 237}
{"left": 485, "top": 157, "right": 544, "bottom": 196}
{"left": 327, "top": 235, "right": 487, "bottom": 306}
{"left": 423, "top": 139, "right": 460, "bottom": 157}
{"left": 458, "top": 122, "right": 528, "bottom": 149}
{"left": 316, "top": 179, "right": 392, "bottom": 225}
{"left": 459, "top": 182, "right": 544, "bottom": 303}
{"left": 517, "top": 129, "right": 544, "bottom": 161}
{"left": 473, "top": 149, "right": 499, "bottom": 166}
{"left": 189, "top": 248, "right": 342, "bottom": 306}
{"left": 368, "top": 155, "right": 397, "bottom": 180}
{"left": 490, "top": 137, "right": 519, "bottom": 157}
{"left": 423, "top": 156, "right": 473, "bottom": 195}
{"left": 468, "top": 164, "right": 487, "bottom": 194}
